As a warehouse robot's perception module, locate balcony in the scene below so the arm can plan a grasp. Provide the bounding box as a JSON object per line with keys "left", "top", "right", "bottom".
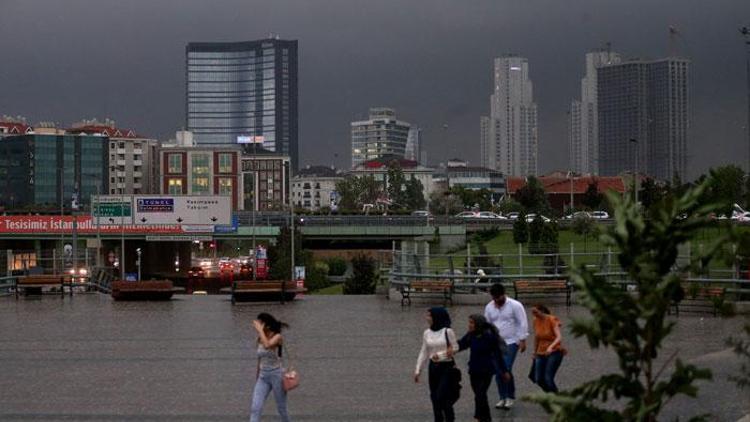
{"left": 116, "top": 160, "right": 126, "bottom": 166}
{"left": 116, "top": 149, "right": 126, "bottom": 154}
{"left": 133, "top": 160, "right": 143, "bottom": 166}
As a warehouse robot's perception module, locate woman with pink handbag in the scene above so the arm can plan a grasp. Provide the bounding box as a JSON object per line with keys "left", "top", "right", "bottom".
{"left": 250, "top": 313, "right": 291, "bottom": 422}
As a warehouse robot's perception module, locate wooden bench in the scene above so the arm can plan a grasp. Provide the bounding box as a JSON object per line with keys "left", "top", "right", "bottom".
{"left": 513, "top": 279, "right": 571, "bottom": 306}
{"left": 15, "top": 275, "right": 72, "bottom": 299}
{"left": 111, "top": 280, "right": 177, "bottom": 301}
{"left": 229, "top": 280, "right": 307, "bottom": 304}
{"left": 671, "top": 285, "right": 726, "bottom": 316}
{"left": 400, "top": 280, "right": 453, "bottom": 306}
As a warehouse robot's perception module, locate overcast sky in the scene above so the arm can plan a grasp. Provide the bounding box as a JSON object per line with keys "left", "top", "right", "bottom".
{"left": 1, "top": 0, "right": 749, "bottom": 180}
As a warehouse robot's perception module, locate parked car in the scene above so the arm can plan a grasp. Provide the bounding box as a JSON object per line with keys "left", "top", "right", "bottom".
{"left": 455, "top": 211, "right": 479, "bottom": 218}
{"left": 506, "top": 212, "right": 520, "bottom": 220}
{"left": 411, "top": 210, "right": 432, "bottom": 218}
{"left": 526, "top": 213, "right": 551, "bottom": 223}
{"left": 563, "top": 211, "right": 591, "bottom": 220}
{"left": 477, "top": 211, "right": 506, "bottom": 219}
{"left": 591, "top": 211, "right": 610, "bottom": 220}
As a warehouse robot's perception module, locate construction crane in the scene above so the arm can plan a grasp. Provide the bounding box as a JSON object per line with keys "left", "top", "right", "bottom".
{"left": 668, "top": 25, "right": 681, "bottom": 57}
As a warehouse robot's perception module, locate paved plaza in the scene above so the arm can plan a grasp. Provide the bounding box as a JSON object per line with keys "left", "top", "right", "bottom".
{"left": 0, "top": 293, "right": 749, "bottom": 421}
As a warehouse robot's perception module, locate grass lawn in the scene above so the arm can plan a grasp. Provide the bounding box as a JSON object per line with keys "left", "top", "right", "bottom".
{"left": 309, "top": 283, "right": 344, "bottom": 295}
{"left": 424, "top": 225, "right": 743, "bottom": 277}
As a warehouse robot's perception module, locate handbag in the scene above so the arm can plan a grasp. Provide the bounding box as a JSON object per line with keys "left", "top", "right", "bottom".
{"left": 444, "top": 329, "right": 462, "bottom": 404}
{"left": 279, "top": 343, "right": 300, "bottom": 392}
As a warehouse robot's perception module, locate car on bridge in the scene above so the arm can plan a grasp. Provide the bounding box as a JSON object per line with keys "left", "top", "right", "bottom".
{"left": 526, "top": 213, "right": 551, "bottom": 223}
{"left": 477, "top": 211, "right": 506, "bottom": 219}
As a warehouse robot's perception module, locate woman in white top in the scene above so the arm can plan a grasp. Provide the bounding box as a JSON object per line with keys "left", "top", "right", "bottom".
{"left": 414, "top": 307, "right": 459, "bottom": 422}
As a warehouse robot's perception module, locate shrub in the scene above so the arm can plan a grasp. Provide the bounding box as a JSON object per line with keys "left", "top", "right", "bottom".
{"left": 343, "top": 254, "right": 379, "bottom": 295}
{"left": 512, "top": 213, "right": 529, "bottom": 245}
{"left": 305, "top": 261, "right": 331, "bottom": 292}
{"left": 325, "top": 257, "right": 348, "bottom": 276}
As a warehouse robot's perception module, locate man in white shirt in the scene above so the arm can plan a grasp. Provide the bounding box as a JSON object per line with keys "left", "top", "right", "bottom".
{"left": 484, "top": 283, "right": 528, "bottom": 410}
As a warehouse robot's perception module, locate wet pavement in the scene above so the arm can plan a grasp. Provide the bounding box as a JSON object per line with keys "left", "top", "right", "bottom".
{"left": 0, "top": 293, "right": 748, "bottom": 421}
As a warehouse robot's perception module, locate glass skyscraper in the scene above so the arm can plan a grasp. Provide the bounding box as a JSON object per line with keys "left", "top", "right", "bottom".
{"left": 186, "top": 38, "right": 299, "bottom": 171}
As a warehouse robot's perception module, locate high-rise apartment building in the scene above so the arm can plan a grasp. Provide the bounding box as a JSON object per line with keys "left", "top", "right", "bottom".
{"left": 597, "top": 57, "right": 690, "bottom": 181}
{"left": 485, "top": 56, "right": 538, "bottom": 176}
{"left": 185, "top": 38, "right": 299, "bottom": 170}
{"left": 480, "top": 116, "right": 490, "bottom": 168}
{"left": 569, "top": 50, "right": 622, "bottom": 174}
{"left": 351, "top": 108, "right": 411, "bottom": 168}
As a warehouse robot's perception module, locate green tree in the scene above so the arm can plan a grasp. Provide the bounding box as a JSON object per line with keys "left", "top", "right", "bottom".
{"left": 540, "top": 220, "right": 559, "bottom": 254}
{"left": 429, "top": 190, "right": 463, "bottom": 216}
{"left": 516, "top": 176, "right": 549, "bottom": 213}
{"left": 268, "top": 226, "right": 307, "bottom": 280}
{"left": 343, "top": 254, "right": 379, "bottom": 294}
{"left": 513, "top": 213, "right": 529, "bottom": 245}
{"left": 335, "top": 176, "right": 382, "bottom": 212}
{"left": 638, "top": 178, "right": 668, "bottom": 211}
{"left": 705, "top": 165, "right": 745, "bottom": 215}
{"left": 571, "top": 214, "right": 595, "bottom": 252}
{"left": 530, "top": 181, "right": 732, "bottom": 422}
{"left": 404, "top": 177, "right": 426, "bottom": 210}
{"left": 527, "top": 215, "right": 544, "bottom": 254}
{"left": 386, "top": 161, "right": 408, "bottom": 208}
{"left": 581, "top": 181, "right": 603, "bottom": 210}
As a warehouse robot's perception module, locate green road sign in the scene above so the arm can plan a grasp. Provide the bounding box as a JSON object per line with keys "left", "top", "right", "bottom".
{"left": 93, "top": 203, "right": 132, "bottom": 217}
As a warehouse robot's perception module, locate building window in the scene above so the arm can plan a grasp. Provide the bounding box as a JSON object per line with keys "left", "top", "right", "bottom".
{"left": 168, "top": 154, "right": 182, "bottom": 173}
{"left": 168, "top": 178, "right": 183, "bottom": 195}
{"left": 191, "top": 154, "right": 210, "bottom": 194}
{"left": 218, "top": 153, "right": 233, "bottom": 174}
{"left": 218, "top": 178, "right": 233, "bottom": 196}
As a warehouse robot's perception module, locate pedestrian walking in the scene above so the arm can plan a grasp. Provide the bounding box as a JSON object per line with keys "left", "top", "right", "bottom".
{"left": 250, "top": 312, "right": 291, "bottom": 422}
{"left": 484, "top": 283, "right": 528, "bottom": 410}
{"left": 457, "top": 314, "right": 511, "bottom": 422}
{"left": 531, "top": 304, "right": 565, "bottom": 393}
{"left": 414, "top": 307, "right": 460, "bottom": 422}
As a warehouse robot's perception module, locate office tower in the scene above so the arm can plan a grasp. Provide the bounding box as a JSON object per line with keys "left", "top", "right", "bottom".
{"left": 186, "top": 38, "right": 299, "bottom": 171}
{"left": 351, "top": 107, "right": 411, "bottom": 167}
{"left": 569, "top": 50, "right": 622, "bottom": 174}
{"left": 406, "top": 126, "right": 422, "bottom": 163}
{"left": 486, "top": 56, "right": 538, "bottom": 176}
{"left": 598, "top": 57, "right": 690, "bottom": 181}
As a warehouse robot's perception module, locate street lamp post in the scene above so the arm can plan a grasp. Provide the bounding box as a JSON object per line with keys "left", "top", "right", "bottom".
{"left": 741, "top": 27, "right": 750, "bottom": 172}
{"left": 629, "top": 139, "right": 639, "bottom": 205}
{"left": 252, "top": 141, "right": 257, "bottom": 281}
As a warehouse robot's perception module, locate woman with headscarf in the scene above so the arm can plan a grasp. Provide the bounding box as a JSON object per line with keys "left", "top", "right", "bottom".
{"left": 457, "top": 314, "right": 510, "bottom": 422}
{"left": 414, "top": 307, "right": 459, "bottom": 422}
{"left": 250, "top": 312, "right": 291, "bottom": 422}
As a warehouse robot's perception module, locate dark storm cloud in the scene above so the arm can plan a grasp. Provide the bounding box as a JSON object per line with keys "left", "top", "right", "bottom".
{"left": 1, "top": 0, "right": 748, "bottom": 179}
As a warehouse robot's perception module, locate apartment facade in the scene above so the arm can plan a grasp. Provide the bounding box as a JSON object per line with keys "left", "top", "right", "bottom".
{"left": 292, "top": 166, "right": 343, "bottom": 211}
{"left": 351, "top": 108, "right": 411, "bottom": 168}
{"left": 486, "top": 56, "right": 538, "bottom": 176}
{"left": 597, "top": 57, "right": 690, "bottom": 181}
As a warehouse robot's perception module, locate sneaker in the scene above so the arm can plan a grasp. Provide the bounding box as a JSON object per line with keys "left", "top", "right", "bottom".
{"left": 503, "top": 399, "right": 515, "bottom": 409}
{"left": 495, "top": 399, "right": 506, "bottom": 409}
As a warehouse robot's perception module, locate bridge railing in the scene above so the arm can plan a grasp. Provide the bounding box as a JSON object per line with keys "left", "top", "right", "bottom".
{"left": 388, "top": 248, "right": 750, "bottom": 297}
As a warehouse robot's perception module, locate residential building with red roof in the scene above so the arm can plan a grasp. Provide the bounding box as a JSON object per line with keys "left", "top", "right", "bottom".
{"left": 507, "top": 172, "right": 628, "bottom": 212}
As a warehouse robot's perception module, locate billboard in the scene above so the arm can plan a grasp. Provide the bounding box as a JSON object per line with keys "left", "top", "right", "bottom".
{"left": 0, "top": 216, "right": 184, "bottom": 234}
{"left": 130, "top": 195, "right": 231, "bottom": 226}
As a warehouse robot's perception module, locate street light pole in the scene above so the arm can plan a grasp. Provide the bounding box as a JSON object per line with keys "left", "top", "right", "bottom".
{"left": 741, "top": 27, "right": 750, "bottom": 172}
{"left": 121, "top": 192, "right": 126, "bottom": 280}
{"left": 629, "top": 139, "right": 639, "bottom": 205}
{"left": 252, "top": 141, "right": 257, "bottom": 281}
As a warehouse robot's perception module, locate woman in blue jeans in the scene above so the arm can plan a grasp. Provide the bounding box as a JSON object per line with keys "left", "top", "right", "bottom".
{"left": 250, "top": 312, "right": 291, "bottom": 422}
{"left": 531, "top": 304, "right": 565, "bottom": 393}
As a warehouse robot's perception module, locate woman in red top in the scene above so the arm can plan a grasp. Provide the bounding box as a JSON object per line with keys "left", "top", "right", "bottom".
{"left": 531, "top": 304, "right": 564, "bottom": 393}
